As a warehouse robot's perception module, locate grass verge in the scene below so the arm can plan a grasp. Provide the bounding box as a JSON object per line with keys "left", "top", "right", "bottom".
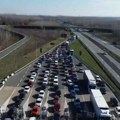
{"left": 0, "top": 37, "right": 65, "bottom": 79}
{"left": 70, "top": 39, "right": 120, "bottom": 100}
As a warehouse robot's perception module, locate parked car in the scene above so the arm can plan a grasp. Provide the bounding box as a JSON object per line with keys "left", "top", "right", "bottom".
{"left": 43, "top": 77, "right": 48, "bottom": 85}
{"left": 15, "top": 96, "right": 22, "bottom": 107}
{"left": 54, "top": 102, "right": 60, "bottom": 112}
{"left": 31, "top": 105, "right": 40, "bottom": 117}
{"left": 56, "top": 90, "right": 61, "bottom": 97}
{"left": 31, "top": 72, "right": 37, "bottom": 78}
{"left": 28, "top": 80, "right": 33, "bottom": 87}
{"left": 29, "top": 76, "right": 35, "bottom": 83}
{"left": 74, "top": 84, "right": 80, "bottom": 93}
{"left": 53, "top": 111, "right": 60, "bottom": 120}
{"left": 41, "top": 107, "right": 47, "bottom": 120}
{"left": 97, "top": 81, "right": 105, "bottom": 87}
{"left": 79, "top": 67, "right": 84, "bottom": 73}
{"left": 67, "top": 80, "right": 73, "bottom": 86}
{"left": 70, "top": 90, "right": 76, "bottom": 98}
{"left": 64, "top": 108, "right": 69, "bottom": 120}
{"left": 74, "top": 98, "right": 81, "bottom": 112}
{"left": 53, "top": 78, "right": 58, "bottom": 86}
{"left": 36, "top": 98, "right": 42, "bottom": 107}
{"left": 29, "top": 117, "right": 36, "bottom": 120}
{"left": 37, "top": 63, "right": 41, "bottom": 68}
{"left": 38, "top": 90, "right": 45, "bottom": 99}
{"left": 45, "top": 70, "right": 49, "bottom": 76}
{"left": 24, "top": 86, "right": 30, "bottom": 93}
{"left": 115, "top": 106, "right": 120, "bottom": 117}
{"left": 100, "top": 87, "right": 106, "bottom": 94}
{"left": 19, "top": 91, "right": 26, "bottom": 100}
{"left": 110, "top": 97, "right": 118, "bottom": 107}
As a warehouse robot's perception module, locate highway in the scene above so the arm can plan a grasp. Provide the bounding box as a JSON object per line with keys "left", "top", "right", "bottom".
{"left": 83, "top": 32, "right": 120, "bottom": 57}
{"left": 0, "top": 40, "right": 118, "bottom": 120}
{"left": 0, "top": 25, "right": 31, "bottom": 60}
{"left": 75, "top": 32, "right": 120, "bottom": 87}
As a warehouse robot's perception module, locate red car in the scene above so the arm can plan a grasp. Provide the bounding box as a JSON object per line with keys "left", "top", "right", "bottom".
{"left": 31, "top": 105, "right": 40, "bottom": 117}
{"left": 53, "top": 95, "right": 59, "bottom": 104}
{"left": 28, "top": 81, "right": 33, "bottom": 87}
{"left": 54, "top": 102, "right": 60, "bottom": 112}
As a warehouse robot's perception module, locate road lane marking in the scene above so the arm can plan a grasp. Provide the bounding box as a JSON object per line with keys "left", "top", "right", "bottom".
{"left": 3, "top": 87, "right": 16, "bottom": 112}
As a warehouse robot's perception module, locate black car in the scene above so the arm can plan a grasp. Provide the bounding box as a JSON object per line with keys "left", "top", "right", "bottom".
{"left": 100, "top": 87, "right": 106, "bottom": 94}
{"left": 110, "top": 97, "right": 118, "bottom": 107}
{"left": 15, "top": 97, "right": 22, "bottom": 107}
{"left": 56, "top": 90, "right": 61, "bottom": 97}
{"left": 19, "top": 91, "right": 26, "bottom": 100}
{"left": 97, "top": 81, "right": 105, "bottom": 87}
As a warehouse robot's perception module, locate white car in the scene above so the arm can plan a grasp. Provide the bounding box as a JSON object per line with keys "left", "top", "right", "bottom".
{"left": 31, "top": 72, "right": 37, "bottom": 78}
{"left": 45, "top": 70, "right": 49, "bottom": 76}
{"left": 29, "top": 76, "right": 35, "bottom": 82}
{"left": 53, "top": 78, "right": 58, "bottom": 86}
{"left": 55, "top": 60, "right": 58, "bottom": 65}
{"left": 37, "top": 63, "right": 41, "bottom": 68}
{"left": 38, "top": 90, "right": 45, "bottom": 98}
{"left": 95, "top": 75, "right": 102, "bottom": 82}
{"left": 24, "top": 86, "right": 30, "bottom": 93}
{"left": 43, "top": 77, "right": 48, "bottom": 85}
{"left": 29, "top": 117, "right": 36, "bottom": 120}
{"left": 35, "top": 98, "right": 42, "bottom": 107}
{"left": 54, "top": 75, "right": 58, "bottom": 79}
{"left": 79, "top": 67, "right": 84, "bottom": 73}
{"left": 67, "top": 80, "right": 73, "bottom": 86}
{"left": 115, "top": 106, "right": 120, "bottom": 117}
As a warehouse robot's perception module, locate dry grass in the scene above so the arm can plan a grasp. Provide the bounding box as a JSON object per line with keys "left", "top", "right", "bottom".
{"left": 0, "top": 29, "right": 68, "bottom": 78}
{"left": 0, "top": 29, "right": 21, "bottom": 51}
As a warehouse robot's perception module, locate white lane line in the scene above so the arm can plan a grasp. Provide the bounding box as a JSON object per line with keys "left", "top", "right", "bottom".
{"left": 2, "top": 87, "right": 16, "bottom": 112}
{"left": 23, "top": 88, "right": 34, "bottom": 112}
{"left": 0, "top": 85, "right": 4, "bottom": 91}
{"left": 44, "top": 90, "right": 49, "bottom": 108}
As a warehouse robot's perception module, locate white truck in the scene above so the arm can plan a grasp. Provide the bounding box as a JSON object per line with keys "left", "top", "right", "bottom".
{"left": 90, "top": 89, "right": 111, "bottom": 120}
{"left": 84, "top": 70, "right": 96, "bottom": 92}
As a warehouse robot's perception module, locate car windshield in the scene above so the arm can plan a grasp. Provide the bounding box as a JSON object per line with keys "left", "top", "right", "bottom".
{"left": 37, "top": 101, "right": 41, "bottom": 103}
{"left": 117, "top": 108, "right": 120, "bottom": 112}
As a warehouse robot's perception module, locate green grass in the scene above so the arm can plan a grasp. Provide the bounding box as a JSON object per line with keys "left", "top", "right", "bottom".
{"left": 0, "top": 38, "right": 65, "bottom": 79}
{"left": 70, "top": 39, "right": 120, "bottom": 100}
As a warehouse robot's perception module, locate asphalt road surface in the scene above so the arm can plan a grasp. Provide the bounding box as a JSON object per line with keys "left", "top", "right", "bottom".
{"left": 83, "top": 32, "right": 120, "bottom": 57}
{"left": 0, "top": 40, "right": 118, "bottom": 120}
{"left": 75, "top": 32, "right": 120, "bottom": 87}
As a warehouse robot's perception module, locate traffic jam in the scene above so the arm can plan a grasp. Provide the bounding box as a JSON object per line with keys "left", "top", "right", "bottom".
{"left": 5, "top": 38, "right": 81, "bottom": 120}
{"left": 4, "top": 36, "right": 120, "bottom": 120}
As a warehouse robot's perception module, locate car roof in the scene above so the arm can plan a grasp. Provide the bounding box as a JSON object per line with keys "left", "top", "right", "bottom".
{"left": 29, "top": 117, "right": 36, "bottom": 120}
{"left": 54, "top": 79, "right": 58, "bottom": 81}
{"left": 116, "top": 106, "right": 120, "bottom": 110}
{"left": 40, "top": 90, "right": 44, "bottom": 93}
{"left": 25, "top": 86, "right": 30, "bottom": 88}
{"left": 37, "top": 98, "right": 42, "bottom": 101}
{"left": 33, "top": 105, "right": 40, "bottom": 109}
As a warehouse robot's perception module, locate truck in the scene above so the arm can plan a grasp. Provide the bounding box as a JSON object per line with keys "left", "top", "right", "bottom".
{"left": 90, "top": 89, "right": 111, "bottom": 120}
{"left": 83, "top": 70, "right": 96, "bottom": 92}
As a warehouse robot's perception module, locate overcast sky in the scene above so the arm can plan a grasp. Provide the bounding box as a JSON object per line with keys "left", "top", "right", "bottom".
{"left": 0, "top": 0, "right": 120, "bottom": 17}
